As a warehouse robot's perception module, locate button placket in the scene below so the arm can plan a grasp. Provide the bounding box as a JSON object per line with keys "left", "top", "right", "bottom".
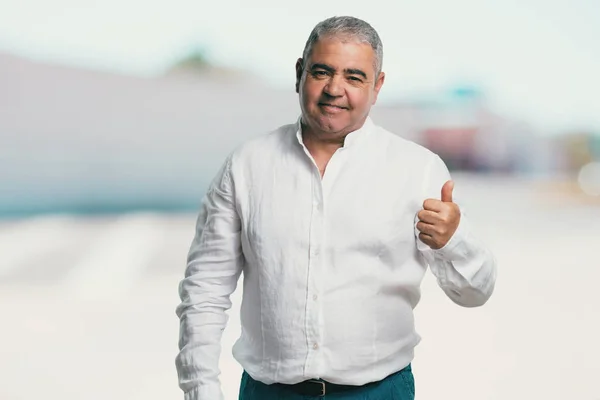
{"left": 304, "top": 146, "right": 345, "bottom": 378}
{"left": 304, "top": 171, "right": 324, "bottom": 377}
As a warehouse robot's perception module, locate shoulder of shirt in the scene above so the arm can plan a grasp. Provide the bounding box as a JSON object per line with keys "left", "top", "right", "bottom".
{"left": 227, "top": 122, "right": 297, "bottom": 162}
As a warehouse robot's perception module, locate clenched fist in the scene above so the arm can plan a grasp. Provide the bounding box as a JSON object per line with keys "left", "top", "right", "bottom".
{"left": 417, "top": 180, "right": 461, "bottom": 250}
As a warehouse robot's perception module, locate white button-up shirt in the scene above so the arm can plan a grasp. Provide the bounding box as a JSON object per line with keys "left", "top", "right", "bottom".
{"left": 176, "top": 117, "right": 497, "bottom": 400}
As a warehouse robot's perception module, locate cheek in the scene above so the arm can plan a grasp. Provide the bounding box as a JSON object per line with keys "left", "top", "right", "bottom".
{"left": 300, "top": 82, "right": 313, "bottom": 98}
{"left": 347, "top": 90, "right": 372, "bottom": 110}
{"left": 302, "top": 86, "right": 325, "bottom": 110}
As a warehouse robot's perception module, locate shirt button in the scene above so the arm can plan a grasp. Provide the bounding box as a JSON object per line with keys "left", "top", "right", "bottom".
{"left": 313, "top": 343, "right": 319, "bottom": 350}
{"left": 311, "top": 248, "right": 320, "bottom": 257}
{"left": 313, "top": 294, "right": 318, "bottom": 301}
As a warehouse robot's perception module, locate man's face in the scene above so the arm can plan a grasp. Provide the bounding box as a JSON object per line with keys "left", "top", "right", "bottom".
{"left": 296, "top": 36, "right": 385, "bottom": 141}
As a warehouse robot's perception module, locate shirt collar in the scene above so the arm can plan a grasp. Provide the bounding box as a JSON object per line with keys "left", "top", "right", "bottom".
{"left": 294, "top": 116, "right": 374, "bottom": 150}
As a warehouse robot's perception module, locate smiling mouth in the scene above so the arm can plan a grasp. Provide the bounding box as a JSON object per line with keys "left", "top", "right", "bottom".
{"left": 319, "top": 103, "right": 348, "bottom": 110}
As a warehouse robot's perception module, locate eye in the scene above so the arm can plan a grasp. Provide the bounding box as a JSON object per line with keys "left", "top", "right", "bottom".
{"left": 313, "top": 70, "right": 328, "bottom": 77}
{"left": 348, "top": 76, "right": 363, "bottom": 82}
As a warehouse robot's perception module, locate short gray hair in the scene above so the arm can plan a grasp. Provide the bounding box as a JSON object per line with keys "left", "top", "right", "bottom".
{"left": 301, "top": 16, "right": 383, "bottom": 77}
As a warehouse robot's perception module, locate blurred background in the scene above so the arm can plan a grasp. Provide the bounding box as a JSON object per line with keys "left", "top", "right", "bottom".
{"left": 1, "top": 1, "right": 599, "bottom": 399}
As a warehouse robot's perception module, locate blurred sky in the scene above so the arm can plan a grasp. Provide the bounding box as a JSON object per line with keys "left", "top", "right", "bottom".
{"left": 1, "top": 0, "right": 599, "bottom": 133}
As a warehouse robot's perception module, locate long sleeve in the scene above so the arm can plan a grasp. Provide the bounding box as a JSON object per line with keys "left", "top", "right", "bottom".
{"left": 175, "top": 155, "right": 244, "bottom": 400}
{"left": 416, "top": 154, "right": 497, "bottom": 307}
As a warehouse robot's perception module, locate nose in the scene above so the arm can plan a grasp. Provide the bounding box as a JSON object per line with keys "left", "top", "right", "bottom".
{"left": 323, "top": 75, "right": 344, "bottom": 97}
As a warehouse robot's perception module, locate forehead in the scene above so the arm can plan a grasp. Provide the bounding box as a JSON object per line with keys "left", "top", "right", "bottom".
{"left": 307, "top": 37, "right": 376, "bottom": 75}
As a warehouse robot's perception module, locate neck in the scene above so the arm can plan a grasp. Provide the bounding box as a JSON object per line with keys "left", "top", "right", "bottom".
{"left": 301, "top": 125, "right": 345, "bottom": 158}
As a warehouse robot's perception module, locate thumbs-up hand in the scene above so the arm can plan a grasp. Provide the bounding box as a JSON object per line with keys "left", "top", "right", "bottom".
{"left": 417, "top": 180, "right": 461, "bottom": 250}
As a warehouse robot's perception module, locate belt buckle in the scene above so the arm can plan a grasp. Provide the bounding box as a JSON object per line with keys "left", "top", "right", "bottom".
{"left": 308, "top": 379, "right": 326, "bottom": 396}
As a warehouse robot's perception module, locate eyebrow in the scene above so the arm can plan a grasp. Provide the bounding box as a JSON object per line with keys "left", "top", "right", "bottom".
{"left": 310, "top": 63, "right": 368, "bottom": 79}
{"left": 344, "top": 68, "right": 368, "bottom": 79}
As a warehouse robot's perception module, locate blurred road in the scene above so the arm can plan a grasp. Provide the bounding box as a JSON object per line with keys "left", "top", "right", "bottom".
{"left": 1, "top": 174, "right": 599, "bottom": 400}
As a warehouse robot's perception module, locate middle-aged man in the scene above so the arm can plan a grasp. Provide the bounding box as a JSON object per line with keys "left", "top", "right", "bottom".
{"left": 176, "top": 15, "right": 497, "bottom": 400}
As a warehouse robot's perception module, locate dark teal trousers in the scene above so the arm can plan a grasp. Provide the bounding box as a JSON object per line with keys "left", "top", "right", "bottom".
{"left": 238, "top": 364, "right": 415, "bottom": 400}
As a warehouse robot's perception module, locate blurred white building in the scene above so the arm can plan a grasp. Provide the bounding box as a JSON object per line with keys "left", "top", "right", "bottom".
{"left": 0, "top": 53, "right": 561, "bottom": 217}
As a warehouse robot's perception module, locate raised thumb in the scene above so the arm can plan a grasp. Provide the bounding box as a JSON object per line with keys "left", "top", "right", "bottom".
{"left": 441, "top": 180, "right": 454, "bottom": 202}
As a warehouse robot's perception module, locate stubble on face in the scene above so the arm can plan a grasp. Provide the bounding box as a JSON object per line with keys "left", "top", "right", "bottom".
{"left": 296, "top": 37, "right": 384, "bottom": 145}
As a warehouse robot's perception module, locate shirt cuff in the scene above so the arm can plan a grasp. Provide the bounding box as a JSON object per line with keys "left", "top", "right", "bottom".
{"left": 431, "top": 212, "right": 469, "bottom": 261}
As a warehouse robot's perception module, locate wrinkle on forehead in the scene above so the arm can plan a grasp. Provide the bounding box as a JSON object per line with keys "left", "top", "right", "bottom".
{"left": 311, "top": 35, "right": 378, "bottom": 76}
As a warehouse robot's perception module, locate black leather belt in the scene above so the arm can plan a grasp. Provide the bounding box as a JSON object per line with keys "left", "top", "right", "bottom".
{"left": 278, "top": 378, "right": 373, "bottom": 397}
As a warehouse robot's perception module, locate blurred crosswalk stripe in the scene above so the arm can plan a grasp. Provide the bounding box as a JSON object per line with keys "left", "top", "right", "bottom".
{"left": 0, "top": 215, "right": 79, "bottom": 279}
{"left": 64, "top": 212, "right": 166, "bottom": 300}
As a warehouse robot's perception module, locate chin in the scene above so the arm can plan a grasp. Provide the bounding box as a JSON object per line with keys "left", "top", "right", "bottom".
{"left": 315, "top": 115, "right": 349, "bottom": 134}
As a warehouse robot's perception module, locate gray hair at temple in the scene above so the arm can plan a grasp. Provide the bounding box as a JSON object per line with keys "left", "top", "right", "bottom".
{"left": 301, "top": 16, "right": 384, "bottom": 77}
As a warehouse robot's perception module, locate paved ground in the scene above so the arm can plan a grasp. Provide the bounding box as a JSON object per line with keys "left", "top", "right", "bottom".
{"left": 1, "top": 174, "right": 599, "bottom": 400}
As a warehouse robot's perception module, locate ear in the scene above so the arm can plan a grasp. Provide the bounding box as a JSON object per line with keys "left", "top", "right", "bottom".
{"left": 295, "top": 58, "right": 304, "bottom": 93}
{"left": 371, "top": 71, "right": 385, "bottom": 105}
